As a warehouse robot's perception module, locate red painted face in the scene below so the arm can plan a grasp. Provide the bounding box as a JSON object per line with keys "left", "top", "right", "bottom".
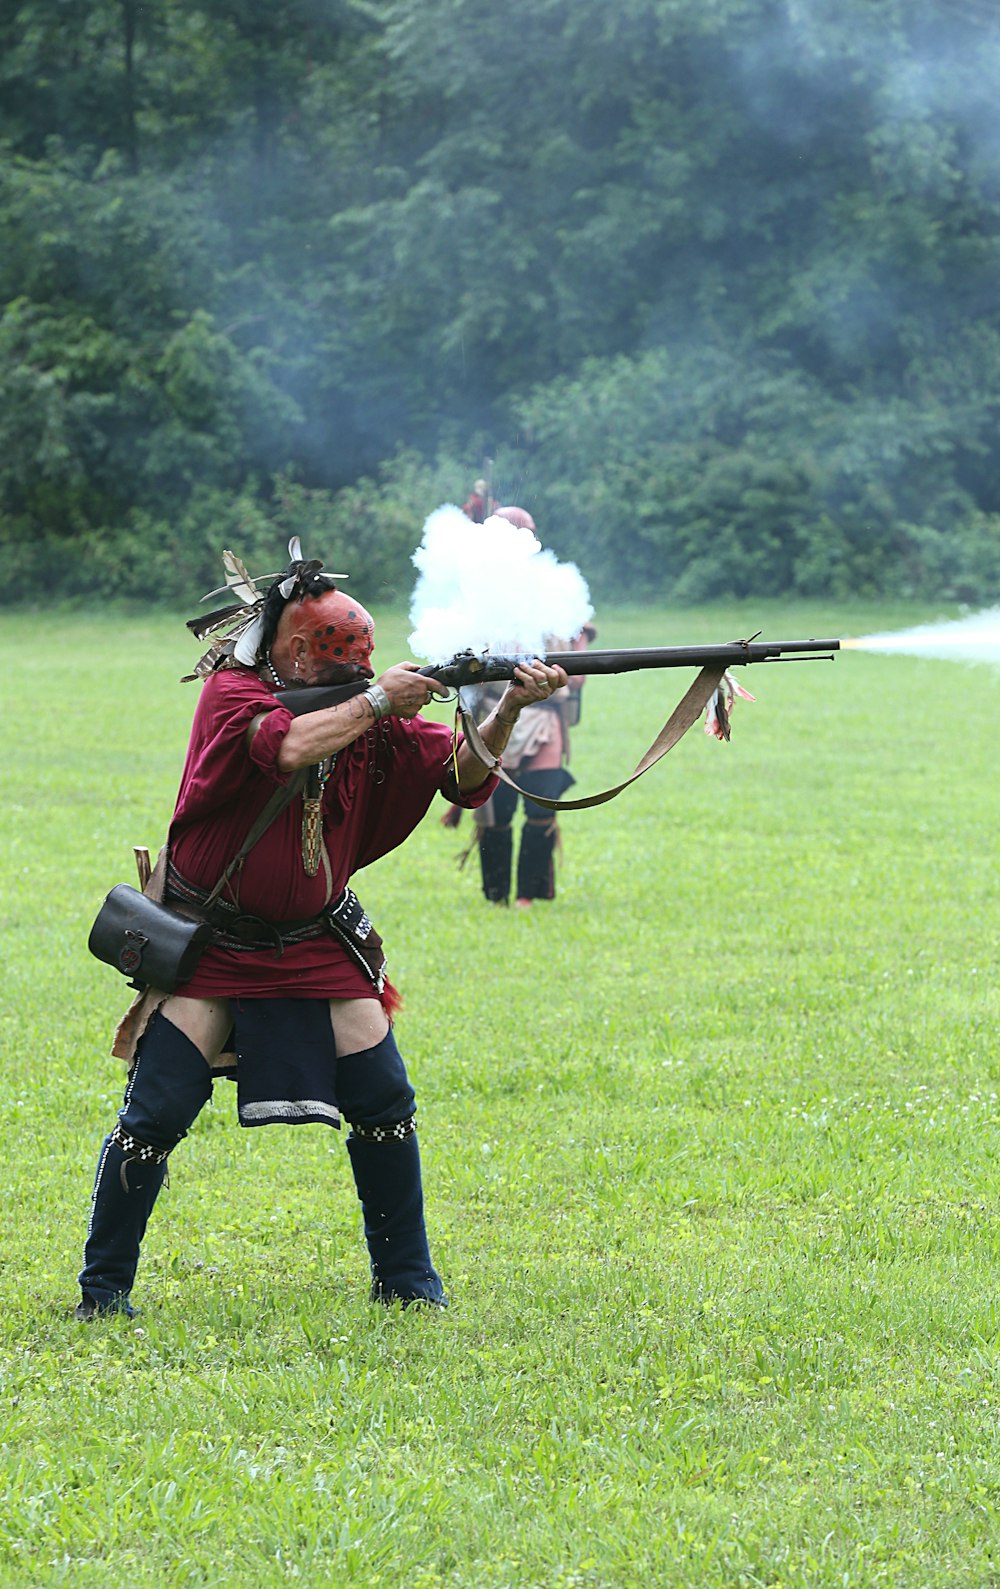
{"left": 283, "top": 590, "right": 376, "bottom": 680}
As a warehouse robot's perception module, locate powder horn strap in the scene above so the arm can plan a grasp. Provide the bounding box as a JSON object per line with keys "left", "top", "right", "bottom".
{"left": 201, "top": 767, "right": 309, "bottom": 909}
{"left": 456, "top": 663, "right": 727, "bottom": 812}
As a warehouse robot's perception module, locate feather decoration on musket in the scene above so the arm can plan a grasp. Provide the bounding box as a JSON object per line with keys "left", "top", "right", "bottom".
{"left": 704, "top": 670, "right": 755, "bottom": 741}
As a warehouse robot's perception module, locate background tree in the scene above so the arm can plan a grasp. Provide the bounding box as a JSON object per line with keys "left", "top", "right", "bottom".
{"left": 1, "top": 0, "right": 998, "bottom": 602}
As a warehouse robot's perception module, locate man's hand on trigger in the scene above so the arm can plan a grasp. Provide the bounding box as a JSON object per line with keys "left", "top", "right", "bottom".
{"left": 377, "top": 661, "right": 449, "bottom": 719}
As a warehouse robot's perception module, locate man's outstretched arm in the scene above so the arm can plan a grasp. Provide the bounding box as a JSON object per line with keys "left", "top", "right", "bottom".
{"left": 454, "top": 660, "right": 568, "bottom": 792}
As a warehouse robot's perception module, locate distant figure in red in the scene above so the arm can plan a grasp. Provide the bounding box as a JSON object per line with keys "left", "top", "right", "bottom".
{"left": 461, "top": 479, "right": 494, "bottom": 523}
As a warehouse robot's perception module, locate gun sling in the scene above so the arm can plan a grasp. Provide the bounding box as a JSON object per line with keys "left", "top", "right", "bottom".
{"left": 455, "top": 663, "right": 728, "bottom": 811}
{"left": 273, "top": 662, "right": 729, "bottom": 810}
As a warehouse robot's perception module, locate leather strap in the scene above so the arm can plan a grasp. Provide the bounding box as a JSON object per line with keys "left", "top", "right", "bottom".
{"left": 201, "top": 767, "right": 309, "bottom": 909}
{"left": 457, "top": 664, "right": 727, "bottom": 812}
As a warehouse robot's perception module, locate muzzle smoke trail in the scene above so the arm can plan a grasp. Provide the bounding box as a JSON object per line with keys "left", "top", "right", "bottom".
{"left": 843, "top": 609, "right": 1000, "bottom": 666}
{"left": 408, "top": 505, "right": 594, "bottom": 660}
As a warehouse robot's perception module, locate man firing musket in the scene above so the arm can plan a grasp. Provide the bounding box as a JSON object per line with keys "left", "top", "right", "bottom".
{"left": 78, "top": 535, "right": 570, "bottom": 1320}
{"left": 79, "top": 494, "right": 839, "bottom": 1322}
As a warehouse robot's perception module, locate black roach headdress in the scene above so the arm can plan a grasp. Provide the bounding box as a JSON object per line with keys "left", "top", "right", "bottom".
{"left": 182, "top": 537, "right": 348, "bottom": 682}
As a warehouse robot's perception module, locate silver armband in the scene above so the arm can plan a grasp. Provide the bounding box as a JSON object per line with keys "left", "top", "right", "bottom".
{"left": 362, "top": 683, "right": 392, "bottom": 721}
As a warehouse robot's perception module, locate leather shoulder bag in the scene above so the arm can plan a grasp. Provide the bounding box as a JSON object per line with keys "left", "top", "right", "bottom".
{"left": 88, "top": 770, "right": 307, "bottom": 992}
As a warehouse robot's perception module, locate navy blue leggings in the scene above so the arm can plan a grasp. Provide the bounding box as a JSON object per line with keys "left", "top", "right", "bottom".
{"left": 119, "top": 1004, "right": 416, "bottom": 1149}
{"left": 79, "top": 1007, "right": 425, "bottom": 1308}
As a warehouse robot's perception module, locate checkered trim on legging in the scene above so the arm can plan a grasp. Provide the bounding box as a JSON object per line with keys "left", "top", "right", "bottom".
{"left": 110, "top": 1122, "right": 171, "bottom": 1190}
{"left": 349, "top": 1114, "right": 415, "bottom": 1144}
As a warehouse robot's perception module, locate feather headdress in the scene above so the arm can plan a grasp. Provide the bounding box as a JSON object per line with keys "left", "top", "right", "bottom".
{"left": 182, "top": 537, "right": 348, "bottom": 682}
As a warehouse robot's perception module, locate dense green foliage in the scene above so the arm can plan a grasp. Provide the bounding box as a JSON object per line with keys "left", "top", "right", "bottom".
{"left": 2, "top": 1, "right": 999, "bottom": 601}
{"left": 4, "top": 604, "right": 1000, "bottom": 1585}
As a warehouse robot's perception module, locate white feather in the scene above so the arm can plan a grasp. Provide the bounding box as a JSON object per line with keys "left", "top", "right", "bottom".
{"left": 222, "top": 549, "right": 260, "bottom": 606}
{"left": 233, "top": 613, "right": 265, "bottom": 665}
{"left": 288, "top": 535, "right": 303, "bottom": 563}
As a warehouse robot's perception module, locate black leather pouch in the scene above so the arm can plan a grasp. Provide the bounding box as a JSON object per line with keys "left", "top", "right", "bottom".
{"left": 88, "top": 883, "right": 214, "bottom": 991}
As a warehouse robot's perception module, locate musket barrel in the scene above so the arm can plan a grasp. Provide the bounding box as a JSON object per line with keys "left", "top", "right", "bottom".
{"left": 540, "top": 640, "right": 840, "bottom": 676}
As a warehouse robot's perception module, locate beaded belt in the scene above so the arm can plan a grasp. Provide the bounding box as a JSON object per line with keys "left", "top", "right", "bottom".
{"left": 165, "top": 862, "right": 386, "bottom": 991}
{"left": 165, "top": 861, "right": 327, "bottom": 954}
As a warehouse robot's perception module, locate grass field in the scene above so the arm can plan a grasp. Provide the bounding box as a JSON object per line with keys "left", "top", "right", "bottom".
{"left": 2, "top": 598, "right": 999, "bottom": 1588}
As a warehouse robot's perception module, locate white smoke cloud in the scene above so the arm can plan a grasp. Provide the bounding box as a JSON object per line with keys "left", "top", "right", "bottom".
{"left": 848, "top": 608, "right": 1000, "bottom": 666}
{"left": 408, "top": 504, "right": 594, "bottom": 660}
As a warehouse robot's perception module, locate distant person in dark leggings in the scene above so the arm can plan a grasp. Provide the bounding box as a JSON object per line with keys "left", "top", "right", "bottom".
{"left": 440, "top": 505, "right": 594, "bottom": 906}
{"left": 471, "top": 639, "right": 589, "bottom": 908}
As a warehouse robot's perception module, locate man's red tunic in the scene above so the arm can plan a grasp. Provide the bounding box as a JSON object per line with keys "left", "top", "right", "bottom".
{"left": 167, "top": 668, "right": 495, "bottom": 1002}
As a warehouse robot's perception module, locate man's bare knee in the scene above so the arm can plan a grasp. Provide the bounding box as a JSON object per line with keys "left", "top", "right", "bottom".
{"left": 159, "top": 996, "right": 233, "bottom": 1063}
{"left": 328, "top": 998, "right": 389, "bottom": 1058}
